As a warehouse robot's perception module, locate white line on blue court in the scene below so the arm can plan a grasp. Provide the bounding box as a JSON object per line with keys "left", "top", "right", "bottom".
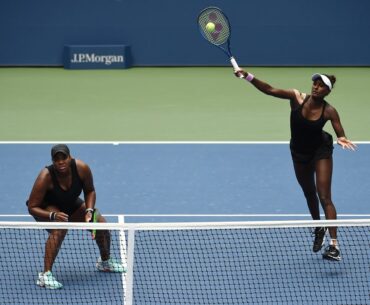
{"left": 0, "top": 141, "right": 370, "bottom": 144}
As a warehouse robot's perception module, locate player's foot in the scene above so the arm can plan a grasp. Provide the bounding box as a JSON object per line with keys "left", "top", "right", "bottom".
{"left": 312, "top": 227, "right": 327, "bottom": 252}
{"left": 96, "top": 257, "right": 127, "bottom": 273}
{"left": 36, "top": 271, "right": 63, "bottom": 289}
{"left": 322, "top": 245, "right": 341, "bottom": 261}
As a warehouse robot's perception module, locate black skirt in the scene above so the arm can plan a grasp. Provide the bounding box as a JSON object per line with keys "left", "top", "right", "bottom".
{"left": 290, "top": 132, "right": 334, "bottom": 164}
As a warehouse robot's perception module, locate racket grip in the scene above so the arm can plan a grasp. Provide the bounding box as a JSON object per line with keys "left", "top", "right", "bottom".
{"left": 230, "top": 57, "right": 244, "bottom": 79}
{"left": 230, "top": 57, "right": 241, "bottom": 71}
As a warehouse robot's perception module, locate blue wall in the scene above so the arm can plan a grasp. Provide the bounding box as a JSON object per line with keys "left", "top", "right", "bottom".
{"left": 1, "top": 0, "right": 369, "bottom": 66}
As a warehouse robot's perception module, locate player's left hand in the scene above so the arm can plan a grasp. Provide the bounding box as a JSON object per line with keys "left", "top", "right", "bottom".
{"left": 337, "top": 137, "right": 357, "bottom": 151}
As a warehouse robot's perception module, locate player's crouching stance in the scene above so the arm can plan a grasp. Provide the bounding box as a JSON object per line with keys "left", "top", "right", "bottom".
{"left": 27, "top": 144, "right": 126, "bottom": 289}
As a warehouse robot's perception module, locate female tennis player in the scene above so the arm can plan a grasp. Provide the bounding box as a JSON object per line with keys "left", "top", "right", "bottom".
{"left": 234, "top": 70, "right": 356, "bottom": 261}
{"left": 27, "top": 144, "right": 126, "bottom": 289}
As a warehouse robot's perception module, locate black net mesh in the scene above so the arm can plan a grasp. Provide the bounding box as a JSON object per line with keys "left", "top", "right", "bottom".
{"left": 0, "top": 221, "right": 369, "bottom": 305}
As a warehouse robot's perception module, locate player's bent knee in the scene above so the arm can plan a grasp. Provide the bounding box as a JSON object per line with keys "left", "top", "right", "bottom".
{"left": 50, "top": 229, "right": 68, "bottom": 239}
{"left": 94, "top": 209, "right": 106, "bottom": 223}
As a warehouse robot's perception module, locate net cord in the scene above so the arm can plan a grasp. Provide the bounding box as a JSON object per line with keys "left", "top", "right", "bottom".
{"left": 1, "top": 219, "right": 369, "bottom": 230}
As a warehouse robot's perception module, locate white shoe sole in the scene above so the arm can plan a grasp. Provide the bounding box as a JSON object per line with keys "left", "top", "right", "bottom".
{"left": 37, "top": 280, "right": 63, "bottom": 289}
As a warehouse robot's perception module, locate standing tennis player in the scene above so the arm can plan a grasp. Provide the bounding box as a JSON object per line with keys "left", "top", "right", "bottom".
{"left": 27, "top": 144, "right": 126, "bottom": 289}
{"left": 234, "top": 70, "right": 356, "bottom": 261}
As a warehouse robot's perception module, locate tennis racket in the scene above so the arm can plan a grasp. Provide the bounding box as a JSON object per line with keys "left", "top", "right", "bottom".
{"left": 89, "top": 208, "right": 98, "bottom": 240}
{"left": 197, "top": 7, "right": 242, "bottom": 74}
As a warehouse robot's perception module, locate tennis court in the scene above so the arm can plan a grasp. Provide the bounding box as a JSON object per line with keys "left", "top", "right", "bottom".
{"left": 1, "top": 1, "right": 370, "bottom": 303}
{"left": 1, "top": 66, "right": 370, "bottom": 305}
{"left": 1, "top": 143, "right": 370, "bottom": 216}
{"left": 0, "top": 143, "right": 369, "bottom": 304}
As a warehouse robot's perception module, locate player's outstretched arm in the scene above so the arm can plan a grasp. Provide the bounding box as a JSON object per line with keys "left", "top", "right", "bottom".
{"left": 235, "top": 70, "right": 296, "bottom": 101}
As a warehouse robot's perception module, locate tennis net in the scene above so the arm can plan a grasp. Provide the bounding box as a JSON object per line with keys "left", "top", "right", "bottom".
{"left": 0, "top": 219, "right": 369, "bottom": 305}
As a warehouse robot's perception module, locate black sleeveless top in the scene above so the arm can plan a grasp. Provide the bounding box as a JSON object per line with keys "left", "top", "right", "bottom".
{"left": 290, "top": 96, "right": 328, "bottom": 153}
{"left": 44, "top": 159, "right": 83, "bottom": 213}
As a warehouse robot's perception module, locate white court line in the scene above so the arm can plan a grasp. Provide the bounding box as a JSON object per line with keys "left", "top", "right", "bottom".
{"left": 0, "top": 141, "right": 370, "bottom": 144}
{"left": 0, "top": 141, "right": 289, "bottom": 144}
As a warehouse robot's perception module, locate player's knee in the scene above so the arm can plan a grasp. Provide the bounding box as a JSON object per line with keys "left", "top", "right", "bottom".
{"left": 97, "top": 230, "right": 110, "bottom": 238}
{"left": 50, "top": 229, "right": 68, "bottom": 240}
{"left": 318, "top": 194, "right": 332, "bottom": 207}
{"left": 96, "top": 209, "right": 106, "bottom": 223}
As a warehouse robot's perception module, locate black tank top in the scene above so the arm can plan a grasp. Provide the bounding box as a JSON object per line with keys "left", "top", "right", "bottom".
{"left": 290, "top": 96, "right": 328, "bottom": 153}
{"left": 44, "top": 159, "right": 83, "bottom": 211}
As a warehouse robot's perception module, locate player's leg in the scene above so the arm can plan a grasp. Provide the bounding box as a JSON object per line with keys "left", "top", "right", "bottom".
{"left": 92, "top": 209, "right": 111, "bottom": 261}
{"left": 37, "top": 205, "right": 66, "bottom": 289}
{"left": 69, "top": 203, "right": 110, "bottom": 260}
{"left": 292, "top": 161, "right": 320, "bottom": 220}
{"left": 315, "top": 157, "right": 341, "bottom": 261}
{"left": 70, "top": 202, "right": 125, "bottom": 272}
{"left": 315, "top": 157, "right": 336, "bottom": 230}
{"left": 292, "top": 161, "right": 326, "bottom": 252}
{"left": 44, "top": 229, "right": 68, "bottom": 272}
{"left": 93, "top": 210, "right": 126, "bottom": 272}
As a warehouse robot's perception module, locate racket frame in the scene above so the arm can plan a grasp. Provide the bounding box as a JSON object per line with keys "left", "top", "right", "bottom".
{"left": 198, "top": 6, "right": 242, "bottom": 72}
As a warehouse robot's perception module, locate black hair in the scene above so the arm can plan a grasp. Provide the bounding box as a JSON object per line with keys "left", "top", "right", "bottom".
{"left": 324, "top": 74, "right": 336, "bottom": 89}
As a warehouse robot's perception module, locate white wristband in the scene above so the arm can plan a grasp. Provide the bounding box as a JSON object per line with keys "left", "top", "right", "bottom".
{"left": 49, "top": 212, "right": 56, "bottom": 221}
{"left": 85, "top": 208, "right": 94, "bottom": 214}
{"left": 245, "top": 73, "right": 254, "bottom": 82}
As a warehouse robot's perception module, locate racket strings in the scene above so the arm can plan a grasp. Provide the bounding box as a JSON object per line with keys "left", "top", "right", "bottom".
{"left": 198, "top": 8, "right": 230, "bottom": 46}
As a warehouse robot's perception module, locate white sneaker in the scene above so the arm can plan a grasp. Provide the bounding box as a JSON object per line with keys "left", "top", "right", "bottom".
{"left": 96, "top": 258, "right": 127, "bottom": 273}
{"left": 36, "top": 271, "right": 63, "bottom": 289}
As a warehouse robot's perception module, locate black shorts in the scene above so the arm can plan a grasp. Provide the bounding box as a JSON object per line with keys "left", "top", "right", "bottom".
{"left": 290, "top": 132, "right": 334, "bottom": 164}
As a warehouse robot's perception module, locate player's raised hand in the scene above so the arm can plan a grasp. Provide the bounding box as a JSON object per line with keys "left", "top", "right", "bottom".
{"left": 234, "top": 69, "right": 247, "bottom": 78}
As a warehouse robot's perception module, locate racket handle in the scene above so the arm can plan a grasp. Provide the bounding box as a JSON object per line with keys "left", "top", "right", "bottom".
{"left": 90, "top": 208, "right": 97, "bottom": 240}
{"left": 230, "top": 57, "right": 244, "bottom": 79}
{"left": 230, "top": 57, "right": 241, "bottom": 71}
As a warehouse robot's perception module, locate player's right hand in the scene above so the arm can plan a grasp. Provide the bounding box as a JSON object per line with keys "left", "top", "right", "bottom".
{"left": 234, "top": 70, "right": 247, "bottom": 79}
{"left": 55, "top": 212, "right": 69, "bottom": 222}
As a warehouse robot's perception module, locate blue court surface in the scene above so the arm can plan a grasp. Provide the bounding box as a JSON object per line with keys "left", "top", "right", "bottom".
{"left": 0, "top": 143, "right": 369, "bottom": 305}
{"left": 1, "top": 142, "right": 369, "bottom": 217}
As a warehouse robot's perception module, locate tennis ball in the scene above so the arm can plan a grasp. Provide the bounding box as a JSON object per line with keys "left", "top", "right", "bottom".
{"left": 206, "top": 22, "right": 216, "bottom": 33}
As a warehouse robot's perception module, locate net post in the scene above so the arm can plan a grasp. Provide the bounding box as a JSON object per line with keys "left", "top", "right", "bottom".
{"left": 125, "top": 229, "right": 135, "bottom": 305}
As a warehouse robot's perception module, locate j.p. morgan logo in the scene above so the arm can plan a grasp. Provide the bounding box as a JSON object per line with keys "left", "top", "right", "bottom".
{"left": 71, "top": 53, "right": 124, "bottom": 65}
